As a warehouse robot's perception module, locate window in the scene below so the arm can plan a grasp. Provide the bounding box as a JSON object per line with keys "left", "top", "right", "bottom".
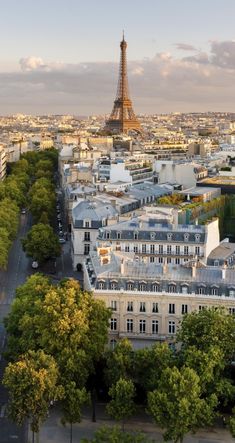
{"left": 229, "top": 290, "right": 235, "bottom": 297}
{"left": 139, "top": 319, "right": 146, "bottom": 333}
{"left": 168, "top": 321, "right": 176, "bottom": 334}
{"left": 195, "top": 234, "right": 201, "bottom": 241}
{"left": 111, "top": 300, "right": 117, "bottom": 311}
{"left": 152, "top": 302, "right": 158, "bottom": 313}
{"left": 134, "top": 232, "right": 138, "bottom": 240}
{"left": 125, "top": 245, "right": 130, "bottom": 252}
{"left": 195, "top": 246, "right": 200, "bottom": 255}
{"left": 152, "top": 320, "right": 159, "bottom": 334}
{"left": 199, "top": 305, "right": 206, "bottom": 311}
{"left": 117, "top": 232, "right": 121, "bottom": 239}
{"left": 127, "top": 282, "right": 134, "bottom": 291}
{"left": 198, "top": 287, "right": 205, "bottom": 295}
{"left": 167, "top": 233, "right": 172, "bottom": 241}
{"left": 139, "top": 283, "right": 147, "bottom": 291}
{"left": 159, "top": 257, "right": 163, "bottom": 263}
{"left": 84, "top": 232, "right": 90, "bottom": 241}
{"left": 150, "top": 244, "right": 155, "bottom": 253}
{"left": 150, "top": 232, "right": 155, "bottom": 240}
{"left": 110, "top": 282, "right": 118, "bottom": 290}
{"left": 181, "top": 304, "right": 188, "bottom": 314}
{"left": 176, "top": 245, "right": 180, "bottom": 255}
{"left": 159, "top": 245, "right": 163, "bottom": 254}
{"left": 127, "top": 318, "right": 133, "bottom": 332}
{"left": 150, "top": 256, "right": 155, "bottom": 263}
{"left": 106, "top": 232, "right": 110, "bottom": 239}
{"left": 211, "top": 287, "right": 218, "bottom": 295}
{"left": 168, "top": 285, "right": 176, "bottom": 293}
{"left": 152, "top": 285, "right": 159, "bottom": 293}
{"left": 175, "top": 258, "right": 180, "bottom": 264}
{"left": 184, "top": 246, "right": 189, "bottom": 255}
{"left": 169, "top": 303, "right": 175, "bottom": 314}
{"left": 184, "top": 233, "right": 189, "bottom": 241}
{"left": 84, "top": 244, "right": 90, "bottom": 255}
{"left": 98, "top": 282, "right": 105, "bottom": 289}
{"left": 110, "top": 318, "right": 117, "bottom": 331}
{"left": 229, "top": 308, "right": 235, "bottom": 315}
{"left": 133, "top": 246, "right": 138, "bottom": 253}
{"left": 142, "top": 244, "right": 146, "bottom": 253}
{"left": 181, "top": 286, "right": 188, "bottom": 294}
{"left": 84, "top": 220, "right": 90, "bottom": 228}
{"left": 167, "top": 245, "right": 172, "bottom": 254}
{"left": 127, "top": 301, "right": 133, "bottom": 312}
{"left": 167, "top": 257, "right": 171, "bottom": 264}
{"left": 140, "top": 302, "right": 146, "bottom": 312}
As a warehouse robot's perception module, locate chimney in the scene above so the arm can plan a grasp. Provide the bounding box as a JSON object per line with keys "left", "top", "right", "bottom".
{"left": 222, "top": 263, "right": 227, "bottom": 280}
{"left": 191, "top": 261, "right": 196, "bottom": 278}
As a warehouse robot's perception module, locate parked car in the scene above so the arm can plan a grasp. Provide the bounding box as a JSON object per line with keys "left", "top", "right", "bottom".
{"left": 21, "top": 208, "right": 26, "bottom": 214}
{"left": 59, "top": 238, "right": 66, "bottom": 244}
{"left": 31, "top": 261, "right": 39, "bottom": 269}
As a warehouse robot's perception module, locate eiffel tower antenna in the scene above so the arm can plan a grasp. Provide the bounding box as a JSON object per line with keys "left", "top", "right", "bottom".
{"left": 105, "top": 33, "right": 140, "bottom": 134}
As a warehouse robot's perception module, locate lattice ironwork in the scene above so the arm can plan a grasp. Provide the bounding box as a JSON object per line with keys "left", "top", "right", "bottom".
{"left": 106, "top": 34, "right": 140, "bottom": 134}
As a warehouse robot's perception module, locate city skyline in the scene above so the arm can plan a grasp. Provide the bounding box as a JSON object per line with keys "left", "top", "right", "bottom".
{"left": 1, "top": 0, "right": 235, "bottom": 114}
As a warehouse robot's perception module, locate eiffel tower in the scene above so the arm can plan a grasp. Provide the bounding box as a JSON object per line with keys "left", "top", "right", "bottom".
{"left": 105, "top": 33, "right": 140, "bottom": 134}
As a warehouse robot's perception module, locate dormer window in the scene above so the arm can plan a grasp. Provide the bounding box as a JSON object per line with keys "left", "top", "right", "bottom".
{"left": 134, "top": 231, "right": 138, "bottom": 240}
{"left": 117, "top": 232, "right": 121, "bottom": 239}
{"left": 184, "top": 233, "right": 189, "bottom": 241}
{"left": 84, "top": 219, "right": 91, "bottom": 228}
{"left": 106, "top": 231, "right": 110, "bottom": 240}
{"left": 195, "top": 234, "right": 201, "bottom": 242}
{"left": 150, "top": 232, "right": 155, "bottom": 240}
{"left": 167, "top": 233, "right": 172, "bottom": 241}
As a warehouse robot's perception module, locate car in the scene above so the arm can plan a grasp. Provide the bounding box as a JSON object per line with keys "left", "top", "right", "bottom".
{"left": 31, "top": 261, "right": 39, "bottom": 269}
{"left": 59, "top": 230, "right": 63, "bottom": 236}
{"left": 58, "top": 222, "right": 62, "bottom": 228}
{"left": 21, "top": 208, "right": 26, "bottom": 214}
{"left": 56, "top": 204, "right": 60, "bottom": 210}
{"left": 57, "top": 215, "right": 61, "bottom": 220}
{"left": 59, "top": 238, "right": 66, "bottom": 244}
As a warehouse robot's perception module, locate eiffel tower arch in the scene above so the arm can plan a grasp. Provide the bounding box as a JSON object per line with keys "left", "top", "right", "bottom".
{"left": 105, "top": 34, "right": 141, "bottom": 134}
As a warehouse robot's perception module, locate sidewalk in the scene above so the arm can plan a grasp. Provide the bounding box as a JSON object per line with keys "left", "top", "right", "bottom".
{"left": 37, "top": 404, "right": 235, "bottom": 443}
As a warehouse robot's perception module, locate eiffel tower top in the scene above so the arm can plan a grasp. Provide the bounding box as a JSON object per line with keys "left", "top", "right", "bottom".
{"left": 105, "top": 34, "right": 141, "bottom": 134}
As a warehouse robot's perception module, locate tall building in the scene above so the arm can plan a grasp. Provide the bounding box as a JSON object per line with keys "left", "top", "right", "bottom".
{"left": 105, "top": 34, "right": 140, "bottom": 134}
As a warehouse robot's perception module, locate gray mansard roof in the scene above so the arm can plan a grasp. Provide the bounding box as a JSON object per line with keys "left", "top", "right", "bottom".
{"left": 72, "top": 200, "right": 118, "bottom": 228}
{"left": 85, "top": 252, "right": 235, "bottom": 296}
{"left": 98, "top": 218, "right": 206, "bottom": 243}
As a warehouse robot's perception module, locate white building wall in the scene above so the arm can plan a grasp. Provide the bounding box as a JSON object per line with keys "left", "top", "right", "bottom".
{"left": 110, "top": 163, "right": 132, "bottom": 184}
{"left": 155, "top": 161, "right": 197, "bottom": 188}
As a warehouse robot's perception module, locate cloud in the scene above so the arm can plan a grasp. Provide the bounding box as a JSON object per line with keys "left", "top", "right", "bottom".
{"left": 1, "top": 40, "right": 235, "bottom": 114}
{"left": 19, "top": 56, "right": 47, "bottom": 72}
{"left": 175, "top": 43, "right": 197, "bottom": 51}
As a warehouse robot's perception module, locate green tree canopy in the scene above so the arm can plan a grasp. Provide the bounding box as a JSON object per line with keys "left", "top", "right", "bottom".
{"left": 105, "top": 339, "right": 134, "bottom": 386}
{"left": 148, "top": 366, "right": 217, "bottom": 443}
{"left": 22, "top": 223, "right": 60, "bottom": 263}
{"left": 107, "top": 378, "right": 136, "bottom": 431}
{"left": 3, "top": 350, "right": 64, "bottom": 433}
{"left": 81, "top": 426, "right": 153, "bottom": 443}
{"left": 177, "top": 308, "right": 235, "bottom": 362}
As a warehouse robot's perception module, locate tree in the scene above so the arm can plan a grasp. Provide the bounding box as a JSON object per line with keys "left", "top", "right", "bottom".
{"left": 134, "top": 343, "right": 174, "bottom": 392}
{"left": 177, "top": 308, "right": 235, "bottom": 362}
{"left": 81, "top": 426, "right": 153, "bottom": 443}
{"left": 0, "top": 198, "right": 19, "bottom": 239}
{"left": 105, "top": 339, "right": 134, "bottom": 386}
{"left": 0, "top": 227, "right": 11, "bottom": 269}
{"left": 107, "top": 378, "right": 136, "bottom": 431}
{"left": 22, "top": 223, "right": 61, "bottom": 263}
{"left": 29, "top": 188, "right": 55, "bottom": 222}
{"left": 229, "top": 408, "right": 235, "bottom": 438}
{"left": 3, "top": 350, "right": 64, "bottom": 443}
{"left": 148, "top": 366, "right": 217, "bottom": 443}
{"left": 61, "top": 382, "right": 90, "bottom": 443}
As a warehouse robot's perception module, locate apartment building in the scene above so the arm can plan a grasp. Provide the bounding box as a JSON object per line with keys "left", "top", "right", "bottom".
{"left": 0, "top": 145, "right": 7, "bottom": 180}
{"left": 84, "top": 249, "right": 235, "bottom": 349}
{"left": 97, "top": 216, "right": 220, "bottom": 265}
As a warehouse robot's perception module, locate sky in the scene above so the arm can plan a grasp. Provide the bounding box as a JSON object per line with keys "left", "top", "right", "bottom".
{"left": 1, "top": 0, "right": 235, "bottom": 115}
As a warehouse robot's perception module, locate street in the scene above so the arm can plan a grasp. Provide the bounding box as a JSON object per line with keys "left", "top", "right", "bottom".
{"left": 0, "top": 212, "right": 31, "bottom": 443}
